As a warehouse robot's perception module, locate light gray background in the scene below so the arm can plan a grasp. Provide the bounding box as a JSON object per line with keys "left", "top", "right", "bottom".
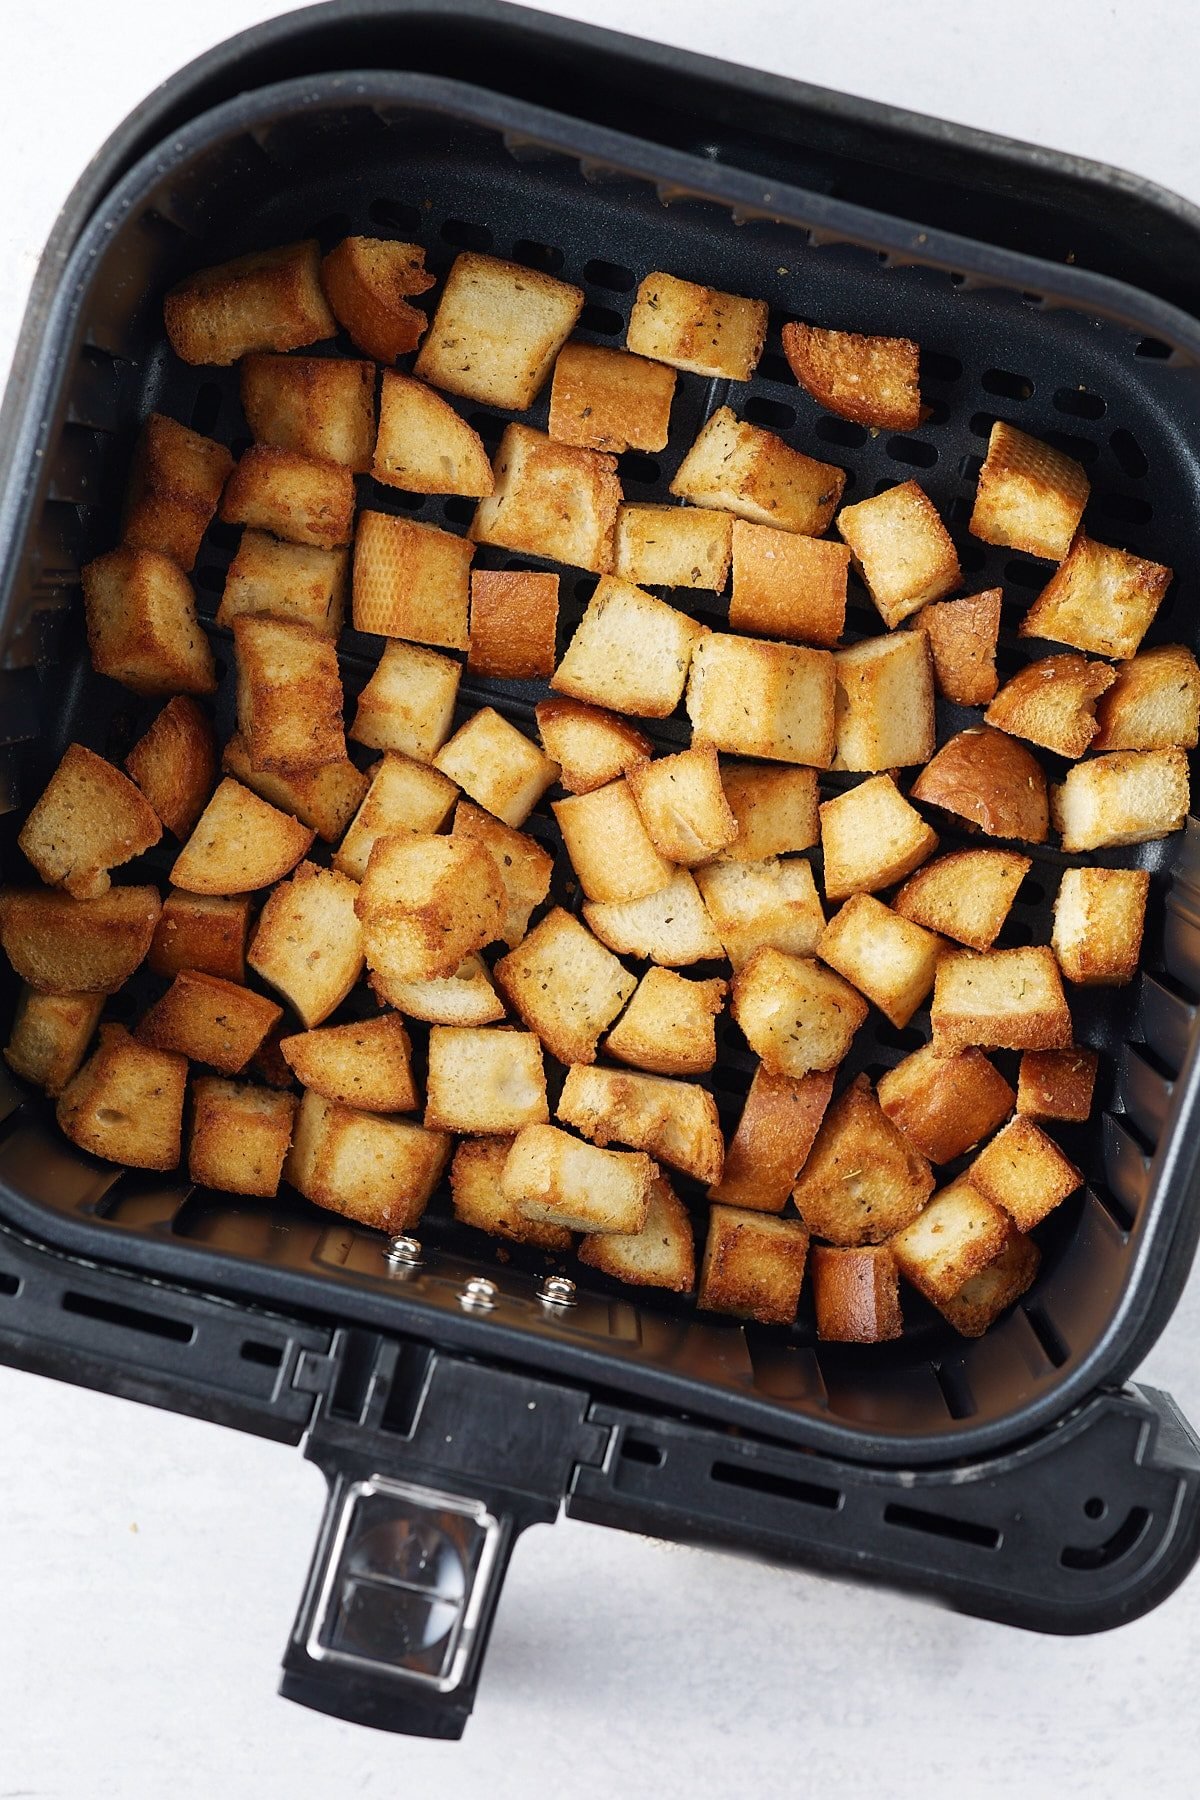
{"left": 2, "top": 3, "right": 1199, "bottom": 1794}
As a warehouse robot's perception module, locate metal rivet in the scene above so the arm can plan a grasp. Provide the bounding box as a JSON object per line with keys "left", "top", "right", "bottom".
{"left": 538, "top": 1275, "right": 577, "bottom": 1308}
{"left": 460, "top": 1276, "right": 498, "bottom": 1311}
{"left": 385, "top": 1234, "right": 423, "bottom": 1269}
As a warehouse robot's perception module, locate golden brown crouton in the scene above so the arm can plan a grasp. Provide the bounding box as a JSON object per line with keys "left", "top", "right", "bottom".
{"left": 240, "top": 353, "right": 375, "bottom": 471}
{"left": 319, "top": 236, "right": 434, "bottom": 362}
{"left": 356, "top": 833, "right": 504, "bottom": 984}
{"left": 967, "top": 1115, "right": 1082, "bottom": 1230}
{"left": 370, "top": 952, "right": 505, "bottom": 1025}
{"left": 627, "top": 272, "right": 767, "bottom": 380}
{"left": 1017, "top": 1047, "right": 1098, "bottom": 1123}
{"left": 81, "top": 547, "right": 216, "bottom": 697}
{"left": 718, "top": 763, "right": 819, "bottom": 862}
{"left": 1051, "top": 748, "right": 1189, "bottom": 851}
{"left": 147, "top": 890, "right": 250, "bottom": 984}
{"left": 604, "top": 968, "right": 726, "bottom": 1077}
{"left": 349, "top": 639, "right": 461, "bottom": 762}
{"left": 233, "top": 615, "right": 346, "bottom": 776}
{"left": 937, "top": 1229, "right": 1040, "bottom": 1336}
{"left": 216, "top": 531, "right": 348, "bottom": 638}
{"left": 222, "top": 734, "right": 368, "bottom": 845}
{"left": 876, "top": 1041, "right": 1015, "bottom": 1163}
{"left": 913, "top": 589, "right": 1002, "bottom": 707}
{"left": 985, "top": 653, "right": 1116, "bottom": 758}
{"left": 494, "top": 907, "right": 635, "bottom": 1064}
{"left": 889, "top": 1176, "right": 1011, "bottom": 1305}
{"left": 351, "top": 510, "right": 472, "bottom": 647}
{"left": 553, "top": 779, "right": 675, "bottom": 904}
{"left": 3, "top": 988, "right": 103, "bottom": 1095}
{"left": 791, "top": 1074, "right": 933, "bottom": 1245}
{"left": 708, "top": 1065, "right": 834, "bottom": 1213}
{"left": 122, "top": 413, "right": 233, "bottom": 570}
{"left": 731, "top": 948, "right": 868, "bottom": 1078}
{"left": 614, "top": 502, "right": 732, "bottom": 593}
{"left": 124, "top": 697, "right": 215, "bottom": 840}
{"left": 372, "top": 371, "right": 494, "bottom": 496}
{"left": 781, "top": 322, "right": 921, "bottom": 431}
{"left": 548, "top": 342, "right": 677, "bottom": 454}
{"left": 728, "top": 520, "right": 849, "bottom": 647}
{"left": 247, "top": 863, "right": 364, "bottom": 1028}
{"left": 56, "top": 1024, "right": 187, "bottom": 1171}
{"left": 893, "top": 848, "right": 1030, "bottom": 951}
{"left": 171, "top": 778, "right": 314, "bottom": 894}
{"left": 470, "top": 425, "right": 620, "bottom": 573}
{"left": 285, "top": 1088, "right": 449, "bottom": 1233}
{"left": 0, "top": 885, "right": 161, "bottom": 995}
{"left": 220, "top": 444, "right": 355, "bottom": 550}
{"left": 818, "top": 894, "right": 941, "bottom": 1029}
{"left": 1021, "top": 531, "right": 1172, "bottom": 659}
{"left": 833, "top": 631, "right": 935, "bottom": 771}
{"left": 837, "top": 480, "right": 961, "bottom": 627}
{"left": 695, "top": 856, "right": 825, "bottom": 969}
{"left": 910, "top": 726, "right": 1048, "bottom": 843}
{"left": 551, "top": 575, "right": 703, "bottom": 719}
{"left": 670, "top": 406, "right": 845, "bottom": 535}
{"left": 1093, "top": 644, "right": 1200, "bottom": 753}
{"left": 557, "top": 1063, "right": 724, "bottom": 1185}
{"left": 1052, "top": 866, "right": 1149, "bottom": 985}
{"left": 18, "top": 743, "right": 161, "bottom": 899}
{"left": 811, "top": 1244, "right": 904, "bottom": 1342}
{"left": 931, "top": 946, "right": 1073, "bottom": 1056}
{"left": 534, "top": 697, "right": 653, "bottom": 795}
{"left": 164, "top": 241, "right": 335, "bottom": 365}
{"left": 583, "top": 871, "right": 724, "bottom": 967}
{"left": 502, "top": 1123, "right": 653, "bottom": 1235}
{"left": 450, "top": 800, "right": 553, "bottom": 948}
{"left": 449, "top": 1136, "right": 573, "bottom": 1251}
{"left": 135, "top": 969, "right": 281, "bottom": 1073}
{"left": 415, "top": 252, "right": 584, "bottom": 409}
{"left": 188, "top": 1076, "right": 296, "bottom": 1197}
{"left": 434, "top": 708, "right": 559, "bottom": 828}
{"left": 628, "top": 746, "right": 738, "bottom": 865}
{"left": 424, "top": 1026, "right": 548, "bottom": 1133}
{"left": 467, "top": 570, "right": 559, "bottom": 680}
{"left": 578, "top": 1171, "right": 696, "bottom": 1291}
{"left": 333, "top": 753, "right": 457, "bottom": 882}
{"left": 279, "top": 1012, "right": 417, "bottom": 1113}
{"left": 687, "top": 633, "right": 836, "bottom": 766}
{"left": 969, "top": 421, "right": 1089, "bottom": 561}
{"left": 698, "top": 1206, "right": 810, "bottom": 1324}
{"left": 819, "top": 774, "right": 938, "bottom": 902}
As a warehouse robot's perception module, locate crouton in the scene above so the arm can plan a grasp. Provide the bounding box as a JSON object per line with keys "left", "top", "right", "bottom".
{"left": 1021, "top": 531, "right": 1172, "bottom": 659}
{"left": 781, "top": 322, "right": 921, "bottom": 431}
{"left": 247, "top": 862, "right": 364, "bottom": 1028}
{"left": 583, "top": 870, "right": 724, "bottom": 967}
{"left": 171, "top": 778, "right": 314, "bottom": 894}
{"left": 697, "top": 1206, "right": 810, "bottom": 1324}
{"left": 718, "top": 763, "right": 819, "bottom": 862}
{"left": 913, "top": 589, "right": 1002, "bottom": 707}
{"left": 833, "top": 631, "right": 935, "bottom": 770}
{"left": 791, "top": 1075, "right": 933, "bottom": 1245}
{"left": 80, "top": 547, "right": 216, "bottom": 696}
{"left": 449, "top": 1136, "right": 572, "bottom": 1251}
{"left": 889, "top": 1176, "right": 1012, "bottom": 1305}
{"left": 124, "top": 697, "right": 216, "bottom": 839}
{"left": 1052, "top": 866, "right": 1149, "bottom": 985}
{"left": 628, "top": 746, "right": 738, "bottom": 865}
{"left": 424, "top": 1026, "right": 548, "bottom": 1133}
{"left": 240, "top": 353, "right": 375, "bottom": 471}
{"left": 731, "top": 948, "right": 868, "bottom": 1077}
{"left": 552, "top": 780, "right": 673, "bottom": 903}
{"left": 551, "top": 575, "right": 703, "bottom": 718}
{"left": 502, "top": 1123, "right": 653, "bottom": 1235}
{"left": 220, "top": 444, "right": 355, "bottom": 550}
{"left": 910, "top": 726, "right": 1049, "bottom": 843}
{"left": 18, "top": 743, "right": 161, "bottom": 899}
{"left": 687, "top": 633, "right": 836, "bottom": 766}
{"left": 937, "top": 1229, "right": 1040, "bottom": 1336}
{"left": 0, "top": 885, "right": 160, "bottom": 995}
{"left": 534, "top": 697, "right": 653, "bottom": 795}
{"left": 670, "top": 406, "right": 845, "bottom": 535}
{"left": 819, "top": 774, "right": 938, "bottom": 902}
{"left": 578, "top": 1172, "right": 696, "bottom": 1291}
{"left": 351, "top": 510, "right": 472, "bottom": 648}
{"left": 467, "top": 570, "right": 559, "bottom": 680}
{"left": 969, "top": 421, "right": 1089, "bottom": 561}
{"left": 494, "top": 907, "right": 636, "bottom": 1064}
{"left": 233, "top": 615, "right": 346, "bottom": 776}
{"left": 1017, "top": 1047, "right": 1098, "bottom": 1123}
{"left": 349, "top": 639, "right": 461, "bottom": 762}
{"left": 332, "top": 753, "right": 457, "bottom": 882}
{"left": 931, "top": 946, "right": 1073, "bottom": 1055}
{"left": 434, "top": 708, "right": 559, "bottom": 828}
{"left": 135, "top": 969, "right": 281, "bottom": 1073}
{"left": 893, "top": 849, "right": 1030, "bottom": 951}
{"left": 1051, "top": 748, "right": 1190, "bottom": 851}
{"left": 222, "top": 735, "right": 368, "bottom": 845}
{"left": 1093, "top": 645, "right": 1200, "bottom": 753}
{"left": 164, "top": 240, "right": 335, "bottom": 365}
{"left": 626, "top": 272, "right": 767, "bottom": 380}
{"left": 216, "top": 531, "right": 348, "bottom": 638}
{"left": 370, "top": 952, "right": 506, "bottom": 1025}
{"left": 727, "top": 520, "right": 849, "bottom": 647}
{"left": 818, "top": 894, "right": 941, "bottom": 1029}
{"left": 3, "top": 988, "right": 103, "bottom": 1096}
{"left": 319, "top": 236, "right": 434, "bottom": 362}
{"left": 548, "top": 342, "right": 677, "bottom": 454}
{"left": 372, "top": 371, "right": 493, "bottom": 496}
{"left": 470, "top": 424, "right": 620, "bottom": 573}
{"left": 415, "top": 252, "right": 583, "bottom": 409}
{"left": 278, "top": 1012, "right": 417, "bottom": 1113}
{"left": 811, "top": 1244, "right": 904, "bottom": 1343}
{"left": 696, "top": 856, "right": 825, "bottom": 969}
{"left": 603, "top": 968, "right": 726, "bottom": 1076}
{"left": 147, "top": 890, "right": 250, "bottom": 983}
{"left": 708, "top": 1066, "right": 833, "bottom": 1213}
{"left": 968, "top": 1114, "right": 1082, "bottom": 1230}
{"left": 614, "top": 503, "right": 732, "bottom": 592}
{"left": 837, "top": 480, "right": 961, "bottom": 628}
{"left": 122, "top": 413, "right": 233, "bottom": 570}
{"left": 877, "top": 1041, "right": 1015, "bottom": 1163}
{"left": 450, "top": 801, "right": 552, "bottom": 948}
{"left": 188, "top": 1077, "right": 296, "bottom": 1197}
{"left": 285, "top": 1089, "right": 449, "bottom": 1233}
{"left": 56, "top": 1024, "right": 186, "bottom": 1170}
{"left": 985, "top": 653, "right": 1116, "bottom": 759}
{"left": 557, "top": 1063, "right": 724, "bottom": 1185}
{"left": 356, "top": 833, "right": 503, "bottom": 984}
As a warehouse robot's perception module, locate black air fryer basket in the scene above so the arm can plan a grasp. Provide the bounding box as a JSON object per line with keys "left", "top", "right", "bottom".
{"left": 4, "top": 0, "right": 1200, "bottom": 1740}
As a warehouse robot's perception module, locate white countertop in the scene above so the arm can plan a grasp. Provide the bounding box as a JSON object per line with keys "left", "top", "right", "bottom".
{"left": 2, "top": 2, "right": 1200, "bottom": 1793}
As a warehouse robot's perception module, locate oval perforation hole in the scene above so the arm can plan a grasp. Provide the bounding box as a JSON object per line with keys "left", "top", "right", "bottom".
{"left": 981, "top": 368, "right": 1034, "bottom": 401}
{"left": 466, "top": 412, "right": 506, "bottom": 451}
{"left": 440, "top": 218, "right": 493, "bottom": 251}
{"left": 886, "top": 436, "right": 938, "bottom": 469}
{"left": 442, "top": 498, "right": 475, "bottom": 526}
{"left": 1054, "top": 387, "right": 1106, "bottom": 421}
{"left": 369, "top": 198, "right": 422, "bottom": 234}
{"left": 745, "top": 397, "right": 796, "bottom": 431}
{"left": 1135, "top": 336, "right": 1172, "bottom": 359}
{"left": 958, "top": 542, "right": 988, "bottom": 573}
{"left": 757, "top": 352, "right": 793, "bottom": 385}
{"left": 583, "top": 257, "right": 635, "bottom": 292}
{"left": 922, "top": 351, "right": 963, "bottom": 383}
{"left": 1004, "top": 558, "right": 1047, "bottom": 591}
{"left": 1096, "top": 491, "right": 1154, "bottom": 527}
{"left": 511, "top": 238, "right": 565, "bottom": 274}
{"left": 311, "top": 212, "right": 354, "bottom": 246}
{"left": 1109, "top": 428, "right": 1149, "bottom": 479}
{"left": 619, "top": 451, "right": 660, "bottom": 485}
{"left": 578, "top": 302, "right": 624, "bottom": 336}
{"left": 1043, "top": 429, "right": 1100, "bottom": 466}
{"left": 815, "top": 414, "right": 867, "bottom": 449}
{"left": 968, "top": 412, "right": 995, "bottom": 440}
{"left": 958, "top": 454, "right": 984, "bottom": 482}
{"left": 190, "top": 382, "right": 222, "bottom": 435}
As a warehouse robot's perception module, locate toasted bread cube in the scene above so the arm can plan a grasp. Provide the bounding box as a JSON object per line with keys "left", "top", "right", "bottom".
{"left": 628, "top": 747, "right": 738, "bottom": 866}
{"left": 791, "top": 1075, "right": 933, "bottom": 1245}
{"left": 80, "top": 547, "right": 216, "bottom": 697}
{"left": 470, "top": 425, "right": 620, "bottom": 574}
{"left": 350, "top": 640, "right": 460, "bottom": 763}
{"left": 910, "top": 726, "right": 1049, "bottom": 844}
{"left": 125, "top": 697, "right": 216, "bottom": 840}
{"left": 450, "top": 802, "right": 552, "bottom": 948}
{"left": 502, "top": 1123, "right": 653, "bottom": 1235}
{"left": 552, "top": 780, "right": 674, "bottom": 904}
{"left": 1021, "top": 531, "right": 1172, "bottom": 659}
{"left": 889, "top": 1176, "right": 1011, "bottom": 1305}
{"left": 370, "top": 952, "right": 506, "bottom": 1025}
{"left": 233, "top": 615, "right": 346, "bottom": 777}
{"left": 557, "top": 1063, "right": 723, "bottom": 1185}
{"left": 834, "top": 632, "right": 935, "bottom": 771}
{"left": 351, "top": 510, "right": 472, "bottom": 647}
{"left": 818, "top": 894, "right": 940, "bottom": 1029}
{"left": 937, "top": 1229, "right": 1041, "bottom": 1336}
{"left": 285, "top": 1089, "right": 449, "bottom": 1232}
{"left": 728, "top": 521, "right": 849, "bottom": 647}
{"left": 708, "top": 1066, "right": 833, "bottom": 1213}
{"left": 357, "top": 834, "right": 503, "bottom": 984}
{"left": 893, "top": 849, "right": 1030, "bottom": 952}
{"left": 449, "top": 1137, "right": 572, "bottom": 1250}
{"left": 467, "top": 570, "right": 558, "bottom": 680}
{"left": 248, "top": 863, "right": 364, "bottom": 1028}
{"left": 671, "top": 407, "right": 845, "bottom": 535}
{"left": 240, "top": 353, "right": 375, "bottom": 472}
{"left": 968, "top": 1115, "right": 1082, "bottom": 1230}
{"left": 579, "top": 1171, "right": 695, "bottom": 1290}
{"left": 552, "top": 576, "right": 702, "bottom": 719}
{"left": 56, "top": 1024, "right": 186, "bottom": 1171}
{"left": 1093, "top": 645, "right": 1200, "bottom": 753}
{"left": 164, "top": 240, "right": 335, "bottom": 365}
{"left": 333, "top": 753, "right": 457, "bottom": 882}
{"left": 534, "top": 697, "right": 652, "bottom": 795}
{"left": 604, "top": 968, "right": 726, "bottom": 1076}
{"left": 217, "top": 531, "right": 348, "bottom": 639}
{"left": 415, "top": 252, "right": 583, "bottom": 409}
{"left": 583, "top": 871, "right": 724, "bottom": 967}
{"left": 434, "top": 709, "right": 558, "bottom": 829}
{"left": 877, "top": 1041, "right": 1015, "bottom": 1163}
{"left": 19, "top": 743, "right": 161, "bottom": 900}
{"left": 372, "top": 371, "right": 493, "bottom": 496}
{"left": 222, "top": 735, "right": 367, "bottom": 845}
{"left": 188, "top": 1077, "right": 296, "bottom": 1196}
{"left": 148, "top": 890, "right": 250, "bottom": 984}
{"left": 687, "top": 633, "right": 836, "bottom": 766}
{"left": 550, "top": 343, "right": 677, "bottom": 454}
{"left": 122, "top": 413, "right": 233, "bottom": 570}
{"left": 837, "top": 480, "right": 961, "bottom": 628}
{"left": 1017, "top": 1047, "right": 1098, "bottom": 1123}
{"left": 627, "top": 272, "right": 766, "bottom": 379}
{"left": 319, "top": 236, "right": 434, "bottom": 362}
{"left": 3, "top": 988, "right": 103, "bottom": 1095}
{"left": 135, "top": 969, "right": 281, "bottom": 1073}
{"left": 1051, "top": 748, "right": 1190, "bottom": 851}
{"left": 914, "top": 589, "right": 1002, "bottom": 707}
{"left": 811, "top": 1244, "right": 904, "bottom": 1343}
{"left": 614, "top": 503, "right": 732, "bottom": 593}
{"left": 425, "top": 1026, "right": 547, "bottom": 1133}
{"left": 696, "top": 856, "right": 825, "bottom": 969}
{"left": 931, "top": 946, "right": 1073, "bottom": 1055}
{"left": 494, "top": 908, "right": 636, "bottom": 1064}
{"left": 731, "top": 948, "right": 868, "bottom": 1078}
{"left": 718, "top": 763, "right": 819, "bottom": 862}
{"left": 698, "top": 1206, "right": 809, "bottom": 1324}
{"left": 819, "top": 774, "right": 938, "bottom": 902}
{"left": 985, "top": 653, "right": 1116, "bottom": 759}
{"left": 171, "top": 778, "right": 314, "bottom": 894}
{"left": 0, "top": 885, "right": 160, "bottom": 995}
{"left": 1052, "top": 866, "right": 1149, "bottom": 985}
{"left": 781, "top": 323, "right": 920, "bottom": 431}
{"left": 970, "top": 421, "right": 1089, "bottom": 561}
{"left": 279, "top": 1013, "right": 417, "bottom": 1113}
{"left": 220, "top": 445, "right": 355, "bottom": 550}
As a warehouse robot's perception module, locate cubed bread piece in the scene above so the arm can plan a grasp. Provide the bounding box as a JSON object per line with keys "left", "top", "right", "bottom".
{"left": 1017, "top": 1047, "right": 1098, "bottom": 1123}
{"left": 819, "top": 774, "right": 938, "bottom": 902}
{"left": 697, "top": 1206, "right": 810, "bottom": 1324}
{"left": 370, "top": 952, "right": 505, "bottom": 1025}
{"left": 811, "top": 1244, "right": 904, "bottom": 1343}
{"left": 125, "top": 697, "right": 216, "bottom": 839}
{"left": 171, "top": 778, "right": 314, "bottom": 894}
{"left": 1093, "top": 645, "right": 1200, "bottom": 753}
{"left": 1051, "top": 749, "right": 1190, "bottom": 851}
{"left": 553, "top": 780, "right": 673, "bottom": 903}
{"left": 467, "top": 569, "right": 559, "bottom": 680}
{"left": 356, "top": 833, "right": 503, "bottom": 984}
{"left": 626, "top": 272, "right": 767, "bottom": 380}
{"left": 969, "top": 421, "right": 1089, "bottom": 561}
{"left": 695, "top": 856, "right": 825, "bottom": 969}
{"left": 351, "top": 511, "right": 472, "bottom": 648}
{"left": 415, "top": 252, "right": 584, "bottom": 409}
{"left": 434, "top": 708, "right": 558, "bottom": 828}
{"left": 731, "top": 948, "right": 868, "bottom": 1078}
{"left": 931, "top": 946, "right": 1073, "bottom": 1055}
{"left": 728, "top": 521, "right": 849, "bottom": 647}
{"left": 551, "top": 575, "right": 703, "bottom": 718}
{"left": 557, "top": 1063, "right": 724, "bottom": 1185}
{"left": 220, "top": 445, "right": 355, "bottom": 550}
{"left": 687, "top": 633, "right": 836, "bottom": 766}
{"left": 279, "top": 1012, "right": 417, "bottom": 1113}
{"left": 248, "top": 862, "right": 364, "bottom": 1028}
{"left": 967, "top": 1115, "right": 1082, "bottom": 1230}
{"left": 877, "top": 1041, "right": 1015, "bottom": 1163}
{"left": 791, "top": 1075, "right": 933, "bottom": 1246}
{"left": 188, "top": 1077, "right": 297, "bottom": 1196}
{"left": 910, "top": 726, "right": 1048, "bottom": 844}
{"left": 80, "top": 547, "right": 216, "bottom": 696}
{"left": 424, "top": 1026, "right": 548, "bottom": 1133}
{"left": 833, "top": 631, "right": 935, "bottom": 770}
{"left": 0, "top": 885, "right": 160, "bottom": 995}
{"left": 709, "top": 1066, "right": 833, "bottom": 1213}
{"left": 534, "top": 697, "right": 652, "bottom": 795}
{"left": 56, "top": 1024, "right": 186, "bottom": 1170}
{"left": 889, "top": 1176, "right": 1011, "bottom": 1305}
{"left": 781, "top": 323, "right": 921, "bottom": 431}
{"left": 494, "top": 907, "right": 636, "bottom": 1064}
{"left": 579, "top": 1171, "right": 696, "bottom": 1291}
{"left": 893, "top": 849, "right": 1030, "bottom": 951}
{"left": 333, "top": 753, "right": 457, "bottom": 881}
{"left": 670, "top": 406, "right": 845, "bottom": 535}
{"left": 18, "top": 743, "right": 161, "bottom": 899}
{"left": 502, "top": 1123, "right": 653, "bottom": 1235}
{"left": 614, "top": 503, "right": 732, "bottom": 592}
{"left": 719, "top": 763, "right": 819, "bottom": 862}
{"left": 818, "top": 894, "right": 941, "bottom": 1029}
{"left": 1021, "top": 531, "right": 1172, "bottom": 659}
{"left": 319, "top": 236, "right": 434, "bottom": 362}
{"left": 549, "top": 343, "right": 677, "bottom": 454}
{"left": 164, "top": 240, "right": 335, "bottom": 365}
{"left": 450, "top": 801, "right": 553, "bottom": 947}
{"left": 3, "top": 988, "right": 103, "bottom": 1095}
{"left": 285, "top": 1089, "right": 449, "bottom": 1233}
{"left": 148, "top": 891, "right": 250, "bottom": 984}
{"left": 449, "top": 1136, "right": 572, "bottom": 1251}
{"left": 1052, "top": 866, "right": 1150, "bottom": 985}
{"left": 628, "top": 746, "right": 738, "bottom": 865}
{"left": 837, "top": 480, "right": 961, "bottom": 627}
{"left": 216, "top": 531, "right": 348, "bottom": 638}
{"left": 913, "top": 589, "right": 1002, "bottom": 707}
{"left": 222, "top": 734, "right": 367, "bottom": 845}
{"left": 470, "top": 424, "right": 620, "bottom": 573}
{"left": 233, "top": 615, "right": 346, "bottom": 776}
{"left": 985, "top": 653, "right": 1116, "bottom": 758}
{"left": 603, "top": 968, "right": 726, "bottom": 1077}
{"left": 937, "top": 1229, "right": 1041, "bottom": 1336}
{"left": 372, "top": 371, "right": 494, "bottom": 496}
{"left": 122, "top": 413, "right": 233, "bottom": 570}
{"left": 241, "top": 353, "right": 376, "bottom": 471}
{"left": 583, "top": 871, "right": 724, "bottom": 967}
{"left": 135, "top": 969, "right": 281, "bottom": 1073}
{"left": 349, "top": 640, "right": 461, "bottom": 762}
